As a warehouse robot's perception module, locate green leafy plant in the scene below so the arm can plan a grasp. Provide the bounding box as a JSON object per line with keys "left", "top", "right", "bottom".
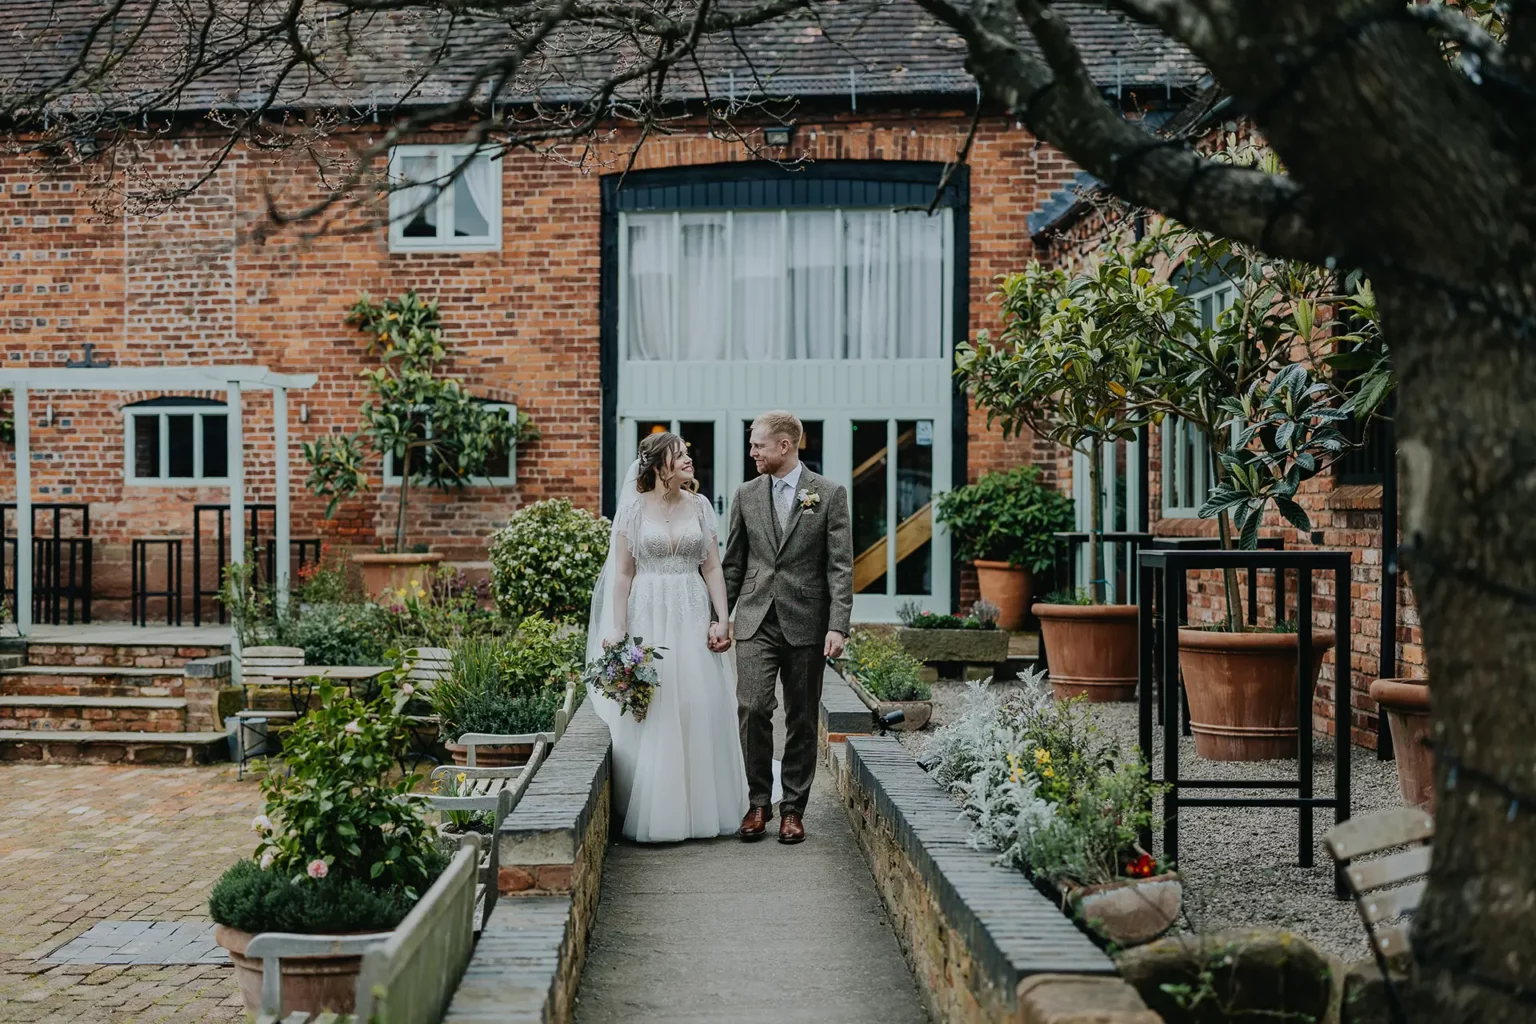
{"left": 429, "top": 621, "right": 585, "bottom": 740}
{"left": 380, "top": 564, "right": 498, "bottom": 649}
{"left": 302, "top": 291, "right": 538, "bottom": 553}
{"left": 272, "top": 601, "right": 393, "bottom": 666}
{"left": 934, "top": 466, "right": 1075, "bottom": 572}
{"left": 207, "top": 855, "right": 446, "bottom": 934}
{"left": 432, "top": 770, "right": 496, "bottom": 834}
{"left": 844, "top": 629, "right": 931, "bottom": 702}
{"left": 1041, "top": 588, "right": 1095, "bottom": 606}
{"left": 489, "top": 498, "right": 611, "bottom": 622}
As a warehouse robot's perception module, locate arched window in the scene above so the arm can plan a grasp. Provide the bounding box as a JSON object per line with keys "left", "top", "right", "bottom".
{"left": 123, "top": 397, "right": 228, "bottom": 484}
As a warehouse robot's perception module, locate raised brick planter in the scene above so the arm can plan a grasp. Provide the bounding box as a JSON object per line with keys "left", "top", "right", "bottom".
{"left": 897, "top": 626, "right": 1011, "bottom": 664}
{"left": 837, "top": 737, "right": 1160, "bottom": 1024}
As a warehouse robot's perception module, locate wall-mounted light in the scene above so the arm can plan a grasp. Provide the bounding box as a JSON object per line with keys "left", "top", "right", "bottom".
{"left": 299, "top": 403, "right": 310, "bottom": 424}
{"left": 764, "top": 125, "right": 794, "bottom": 147}
{"left": 42, "top": 403, "right": 53, "bottom": 428}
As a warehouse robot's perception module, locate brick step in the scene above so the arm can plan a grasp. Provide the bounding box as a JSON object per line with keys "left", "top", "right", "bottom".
{"left": 0, "top": 653, "right": 24, "bottom": 671}
{"left": 0, "top": 665, "right": 186, "bottom": 699}
{"left": 0, "top": 729, "right": 229, "bottom": 765}
{"left": 0, "top": 696, "right": 188, "bottom": 733}
{"left": 20, "top": 642, "right": 228, "bottom": 670}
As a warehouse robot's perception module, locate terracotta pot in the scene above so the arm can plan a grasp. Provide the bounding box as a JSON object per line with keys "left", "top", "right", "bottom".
{"left": 1033, "top": 603, "right": 1140, "bottom": 702}
{"left": 1178, "top": 628, "right": 1335, "bottom": 762}
{"left": 351, "top": 552, "right": 444, "bottom": 602}
{"left": 215, "top": 923, "right": 387, "bottom": 1018}
{"left": 1068, "top": 872, "right": 1183, "bottom": 947}
{"left": 445, "top": 740, "right": 532, "bottom": 767}
{"left": 974, "top": 560, "right": 1033, "bottom": 632}
{"left": 1369, "top": 677, "right": 1434, "bottom": 811}
{"left": 846, "top": 675, "right": 934, "bottom": 731}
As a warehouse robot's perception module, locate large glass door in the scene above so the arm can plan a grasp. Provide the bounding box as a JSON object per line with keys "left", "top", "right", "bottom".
{"left": 621, "top": 417, "right": 728, "bottom": 516}
{"left": 846, "top": 417, "right": 942, "bottom": 620}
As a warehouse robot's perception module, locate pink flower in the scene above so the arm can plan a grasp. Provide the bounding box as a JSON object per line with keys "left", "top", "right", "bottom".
{"left": 344, "top": 720, "right": 361, "bottom": 735}
{"left": 399, "top": 683, "right": 415, "bottom": 697}
{"left": 259, "top": 851, "right": 274, "bottom": 870}
{"left": 307, "top": 859, "right": 329, "bottom": 880}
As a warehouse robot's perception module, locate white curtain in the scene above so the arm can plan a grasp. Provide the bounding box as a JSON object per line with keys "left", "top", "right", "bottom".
{"left": 456, "top": 153, "right": 496, "bottom": 238}
{"left": 788, "top": 211, "right": 838, "bottom": 359}
{"left": 626, "top": 216, "right": 674, "bottom": 361}
{"left": 844, "top": 211, "right": 890, "bottom": 360}
{"left": 732, "top": 212, "right": 785, "bottom": 361}
{"left": 893, "top": 211, "right": 944, "bottom": 358}
{"left": 677, "top": 214, "right": 728, "bottom": 360}
{"left": 394, "top": 154, "right": 438, "bottom": 236}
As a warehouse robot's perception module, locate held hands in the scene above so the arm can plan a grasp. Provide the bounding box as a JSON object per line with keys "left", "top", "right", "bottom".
{"left": 707, "top": 622, "right": 732, "bottom": 653}
{"left": 824, "top": 630, "right": 847, "bottom": 659}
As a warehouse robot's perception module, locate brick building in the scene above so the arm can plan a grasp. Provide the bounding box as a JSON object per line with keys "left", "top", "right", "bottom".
{"left": 0, "top": 3, "right": 1201, "bottom": 626}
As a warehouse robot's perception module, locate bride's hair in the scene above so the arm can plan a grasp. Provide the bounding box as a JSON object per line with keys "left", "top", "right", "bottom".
{"left": 636, "top": 431, "right": 699, "bottom": 494}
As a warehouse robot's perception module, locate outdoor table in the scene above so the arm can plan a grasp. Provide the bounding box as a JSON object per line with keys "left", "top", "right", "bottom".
{"left": 259, "top": 664, "right": 390, "bottom": 715}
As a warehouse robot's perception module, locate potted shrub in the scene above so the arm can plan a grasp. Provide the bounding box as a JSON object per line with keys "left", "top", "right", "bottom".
{"left": 841, "top": 628, "right": 934, "bottom": 731}
{"left": 1369, "top": 676, "right": 1433, "bottom": 809}
{"left": 303, "top": 291, "right": 537, "bottom": 600}
{"left": 929, "top": 673, "right": 1179, "bottom": 947}
{"left": 896, "top": 599, "right": 1012, "bottom": 669}
{"left": 433, "top": 619, "right": 586, "bottom": 765}
{"left": 489, "top": 498, "right": 611, "bottom": 623}
{"left": 210, "top": 680, "right": 445, "bottom": 1018}
{"left": 957, "top": 259, "right": 1163, "bottom": 703}
{"left": 934, "top": 466, "right": 1074, "bottom": 630}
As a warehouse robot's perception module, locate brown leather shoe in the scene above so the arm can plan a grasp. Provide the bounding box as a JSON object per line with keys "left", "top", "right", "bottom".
{"left": 778, "top": 811, "right": 806, "bottom": 844}
{"left": 740, "top": 805, "right": 770, "bottom": 840}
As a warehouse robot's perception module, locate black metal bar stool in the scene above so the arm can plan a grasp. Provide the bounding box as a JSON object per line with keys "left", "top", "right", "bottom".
{"left": 131, "top": 538, "right": 184, "bottom": 626}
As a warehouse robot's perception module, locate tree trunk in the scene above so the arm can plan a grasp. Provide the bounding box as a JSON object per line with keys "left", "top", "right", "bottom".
{"left": 1210, "top": 448, "right": 1245, "bottom": 631}
{"left": 1088, "top": 441, "right": 1105, "bottom": 604}
{"left": 1383, "top": 282, "right": 1536, "bottom": 1022}
{"left": 393, "top": 447, "right": 412, "bottom": 554}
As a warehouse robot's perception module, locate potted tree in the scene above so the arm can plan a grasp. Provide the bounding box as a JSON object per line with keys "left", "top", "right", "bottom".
{"left": 303, "top": 291, "right": 537, "bottom": 601}
{"left": 934, "top": 465, "right": 1075, "bottom": 631}
{"left": 957, "top": 259, "right": 1163, "bottom": 702}
{"left": 210, "top": 680, "right": 445, "bottom": 1017}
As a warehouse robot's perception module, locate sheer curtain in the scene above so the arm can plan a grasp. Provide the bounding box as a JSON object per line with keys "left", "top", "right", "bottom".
{"left": 677, "top": 214, "right": 728, "bottom": 360}
{"left": 455, "top": 153, "right": 496, "bottom": 239}
{"left": 893, "top": 211, "right": 944, "bottom": 358}
{"left": 844, "top": 211, "right": 890, "bottom": 360}
{"left": 394, "top": 154, "right": 438, "bottom": 236}
{"left": 732, "top": 212, "right": 785, "bottom": 361}
{"left": 626, "top": 216, "right": 674, "bottom": 361}
{"left": 788, "top": 212, "right": 838, "bottom": 359}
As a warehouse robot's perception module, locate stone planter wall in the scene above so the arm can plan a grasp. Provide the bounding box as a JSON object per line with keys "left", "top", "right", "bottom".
{"left": 835, "top": 736, "right": 1160, "bottom": 1024}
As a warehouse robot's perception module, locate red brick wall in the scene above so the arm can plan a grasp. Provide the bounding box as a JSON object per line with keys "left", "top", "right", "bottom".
{"left": 1, "top": 110, "right": 1085, "bottom": 618}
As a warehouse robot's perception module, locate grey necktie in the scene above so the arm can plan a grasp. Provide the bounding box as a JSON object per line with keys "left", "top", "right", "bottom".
{"left": 775, "top": 478, "right": 793, "bottom": 532}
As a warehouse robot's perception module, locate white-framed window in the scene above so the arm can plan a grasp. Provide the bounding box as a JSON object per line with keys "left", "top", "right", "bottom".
{"left": 1161, "top": 277, "right": 1239, "bottom": 517}
{"left": 124, "top": 399, "right": 229, "bottom": 485}
{"left": 388, "top": 145, "right": 501, "bottom": 252}
{"left": 619, "top": 207, "right": 953, "bottom": 362}
{"left": 383, "top": 403, "right": 519, "bottom": 485}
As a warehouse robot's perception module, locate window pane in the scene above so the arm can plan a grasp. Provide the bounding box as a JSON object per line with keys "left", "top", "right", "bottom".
{"left": 896, "top": 420, "right": 933, "bottom": 595}
{"left": 844, "top": 212, "right": 890, "bottom": 359}
{"left": 732, "top": 213, "right": 785, "bottom": 360}
{"left": 202, "top": 415, "right": 228, "bottom": 478}
{"left": 626, "top": 218, "right": 673, "bottom": 361}
{"left": 741, "top": 419, "right": 821, "bottom": 483}
{"left": 678, "top": 421, "right": 715, "bottom": 502}
{"left": 893, "top": 212, "right": 945, "bottom": 359}
{"left": 677, "top": 215, "right": 727, "bottom": 360}
{"left": 453, "top": 155, "right": 493, "bottom": 238}
{"left": 788, "top": 212, "right": 838, "bottom": 358}
{"left": 166, "top": 415, "right": 195, "bottom": 477}
{"left": 851, "top": 420, "right": 888, "bottom": 594}
{"left": 483, "top": 409, "right": 511, "bottom": 478}
{"left": 399, "top": 155, "right": 439, "bottom": 238}
{"left": 133, "top": 414, "right": 161, "bottom": 478}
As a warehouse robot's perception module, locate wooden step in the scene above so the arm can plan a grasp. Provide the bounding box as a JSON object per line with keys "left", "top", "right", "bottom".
{"left": 19, "top": 641, "right": 228, "bottom": 670}
{"left": 0, "top": 729, "right": 229, "bottom": 765}
{"left": 0, "top": 695, "right": 188, "bottom": 733}
{"left": 0, "top": 665, "right": 187, "bottom": 699}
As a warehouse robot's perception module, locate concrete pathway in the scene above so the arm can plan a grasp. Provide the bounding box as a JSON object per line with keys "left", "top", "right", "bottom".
{"left": 574, "top": 714, "right": 929, "bottom": 1023}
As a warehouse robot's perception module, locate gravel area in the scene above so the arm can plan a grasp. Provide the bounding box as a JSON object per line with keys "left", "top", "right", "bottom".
{"left": 901, "top": 676, "right": 1404, "bottom": 962}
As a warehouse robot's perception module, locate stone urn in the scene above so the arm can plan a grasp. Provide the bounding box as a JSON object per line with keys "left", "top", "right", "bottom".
{"left": 1033, "top": 603, "right": 1140, "bottom": 702}
{"left": 352, "top": 552, "right": 443, "bottom": 602}
{"left": 1067, "top": 873, "right": 1182, "bottom": 947}
{"left": 1369, "top": 677, "right": 1434, "bottom": 810}
{"left": 445, "top": 740, "right": 533, "bottom": 767}
{"left": 1177, "top": 628, "right": 1335, "bottom": 761}
{"left": 846, "top": 675, "right": 933, "bottom": 731}
{"left": 973, "top": 560, "right": 1033, "bottom": 631}
{"left": 215, "top": 924, "right": 387, "bottom": 1018}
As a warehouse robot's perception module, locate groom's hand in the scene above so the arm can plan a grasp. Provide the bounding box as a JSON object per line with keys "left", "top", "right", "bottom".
{"left": 824, "top": 630, "right": 847, "bottom": 659}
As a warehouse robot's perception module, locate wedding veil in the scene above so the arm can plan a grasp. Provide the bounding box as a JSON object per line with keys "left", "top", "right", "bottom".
{"left": 584, "top": 459, "right": 642, "bottom": 730}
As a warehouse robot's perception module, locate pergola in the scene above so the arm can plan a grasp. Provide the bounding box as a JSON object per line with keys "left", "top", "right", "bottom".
{"left": 0, "top": 366, "right": 318, "bottom": 636}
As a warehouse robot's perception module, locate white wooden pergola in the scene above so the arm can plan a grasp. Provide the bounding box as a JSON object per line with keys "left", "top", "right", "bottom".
{"left": 0, "top": 366, "right": 317, "bottom": 636}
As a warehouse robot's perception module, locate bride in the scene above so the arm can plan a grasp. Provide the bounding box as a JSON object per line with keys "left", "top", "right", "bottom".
{"left": 585, "top": 431, "right": 750, "bottom": 842}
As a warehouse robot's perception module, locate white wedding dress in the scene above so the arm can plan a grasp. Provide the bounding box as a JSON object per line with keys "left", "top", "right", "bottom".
{"left": 586, "top": 471, "right": 750, "bottom": 842}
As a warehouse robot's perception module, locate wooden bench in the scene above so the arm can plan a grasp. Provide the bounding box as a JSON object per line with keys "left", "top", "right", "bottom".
{"left": 431, "top": 735, "right": 551, "bottom": 799}
{"left": 250, "top": 837, "right": 480, "bottom": 1024}
{"left": 422, "top": 787, "right": 515, "bottom": 931}
{"left": 233, "top": 646, "right": 305, "bottom": 776}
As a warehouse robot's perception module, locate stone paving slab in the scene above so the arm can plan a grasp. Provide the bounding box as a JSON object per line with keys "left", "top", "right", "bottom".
{"left": 42, "top": 922, "right": 226, "bottom": 966}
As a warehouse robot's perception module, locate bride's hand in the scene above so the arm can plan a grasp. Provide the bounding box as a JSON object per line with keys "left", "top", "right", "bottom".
{"left": 707, "top": 622, "right": 730, "bottom": 651}
{"left": 602, "top": 631, "right": 626, "bottom": 648}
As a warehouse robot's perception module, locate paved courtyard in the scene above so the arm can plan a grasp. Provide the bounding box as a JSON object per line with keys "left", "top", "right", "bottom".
{"left": 0, "top": 763, "right": 260, "bottom": 1023}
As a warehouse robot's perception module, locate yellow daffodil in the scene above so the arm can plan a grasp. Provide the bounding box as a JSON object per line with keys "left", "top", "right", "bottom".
{"left": 456, "top": 772, "right": 466, "bottom": 784}
{"left": 1035, "top": 748, "right": 1051, "bottom": 765}
{"left": 1042, "top": 766, "right": 1055, "bottom": 779}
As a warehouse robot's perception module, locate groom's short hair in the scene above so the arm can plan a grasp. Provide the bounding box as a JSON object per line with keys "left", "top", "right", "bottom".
{"left": 753, "top": 410, "right": 802, "bottom": 444}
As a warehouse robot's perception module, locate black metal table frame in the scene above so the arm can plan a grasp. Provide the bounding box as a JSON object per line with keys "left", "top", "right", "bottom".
{"left": 1136, "top": 547, "right": 1353, "bottom": 898}
{"left": 0, "top": 503, "right": 92, "bottom": 625}
{"left": 192, "top": 504, "right": 321, "bottom": 625}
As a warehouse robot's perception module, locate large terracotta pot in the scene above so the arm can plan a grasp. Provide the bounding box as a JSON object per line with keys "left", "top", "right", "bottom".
{"left": 1178, "top": 628, "right": 1335, "bottom": 761}
{"left": 974, "top": 560, "right": 1033, "bottom": 632}
{"left": 1033, "top": 603, "right": 1140, "bottom": 702}
{"left": 216, "top": 924, "right": 387, "bottom": 1018}
{"left": 352, "top": 552, "right": 444, "bottom": 602}
{"left": 445, "top": 740, "right": 532, "bottom": 767}
{"left": 1369, "top": 677, "right": 1434, "bottom": 811}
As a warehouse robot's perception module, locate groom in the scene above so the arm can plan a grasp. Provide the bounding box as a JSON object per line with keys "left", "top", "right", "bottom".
{"left": 721, "top": 411, "right": 854, "bottom": 844}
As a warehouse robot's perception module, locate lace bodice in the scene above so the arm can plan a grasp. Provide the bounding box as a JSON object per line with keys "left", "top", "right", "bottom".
{"left": 619, "top": 493, "right": 715, "bottom": 577}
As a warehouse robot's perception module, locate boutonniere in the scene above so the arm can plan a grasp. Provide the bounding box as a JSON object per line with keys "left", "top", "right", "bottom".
{"left": 797, "top": 489, "right": 821, "bottom": 512}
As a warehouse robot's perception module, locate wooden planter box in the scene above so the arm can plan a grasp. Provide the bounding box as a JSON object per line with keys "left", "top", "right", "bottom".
{"left": 846, "top": 674, "right": 933, "bottom": 731}
{"left": 897, "top": 627, "right": 1011, "bottom": 665}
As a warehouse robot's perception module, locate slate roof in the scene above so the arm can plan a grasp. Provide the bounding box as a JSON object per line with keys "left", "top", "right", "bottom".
{"left": 0, "top": 1, "right": 1204, "bottom": 115}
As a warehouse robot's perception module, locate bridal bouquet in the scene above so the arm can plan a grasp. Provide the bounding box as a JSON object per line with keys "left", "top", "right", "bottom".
{"left": 583, "top": 635, "right": 665, "bottom": 723}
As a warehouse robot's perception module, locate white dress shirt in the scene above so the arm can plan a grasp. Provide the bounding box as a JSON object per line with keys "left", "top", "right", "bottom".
{"left": 771, "top": 462, "right": 804, "bottom": 531}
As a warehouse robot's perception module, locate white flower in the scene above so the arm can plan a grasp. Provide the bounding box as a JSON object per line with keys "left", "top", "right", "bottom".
{"left": 797, "top": 489, "right": 821, "bottom": 511}
{"left": 259, "top": 850, "right": 274, "bottom": 870}
{"left": 399, "top": 682, "right": 415, "bottom": 697}
{"left": 251, "top": 814, "right": 272, "bottom": 833}
{"left": 344, "top": 720, "right": 362, "bottom": 734}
